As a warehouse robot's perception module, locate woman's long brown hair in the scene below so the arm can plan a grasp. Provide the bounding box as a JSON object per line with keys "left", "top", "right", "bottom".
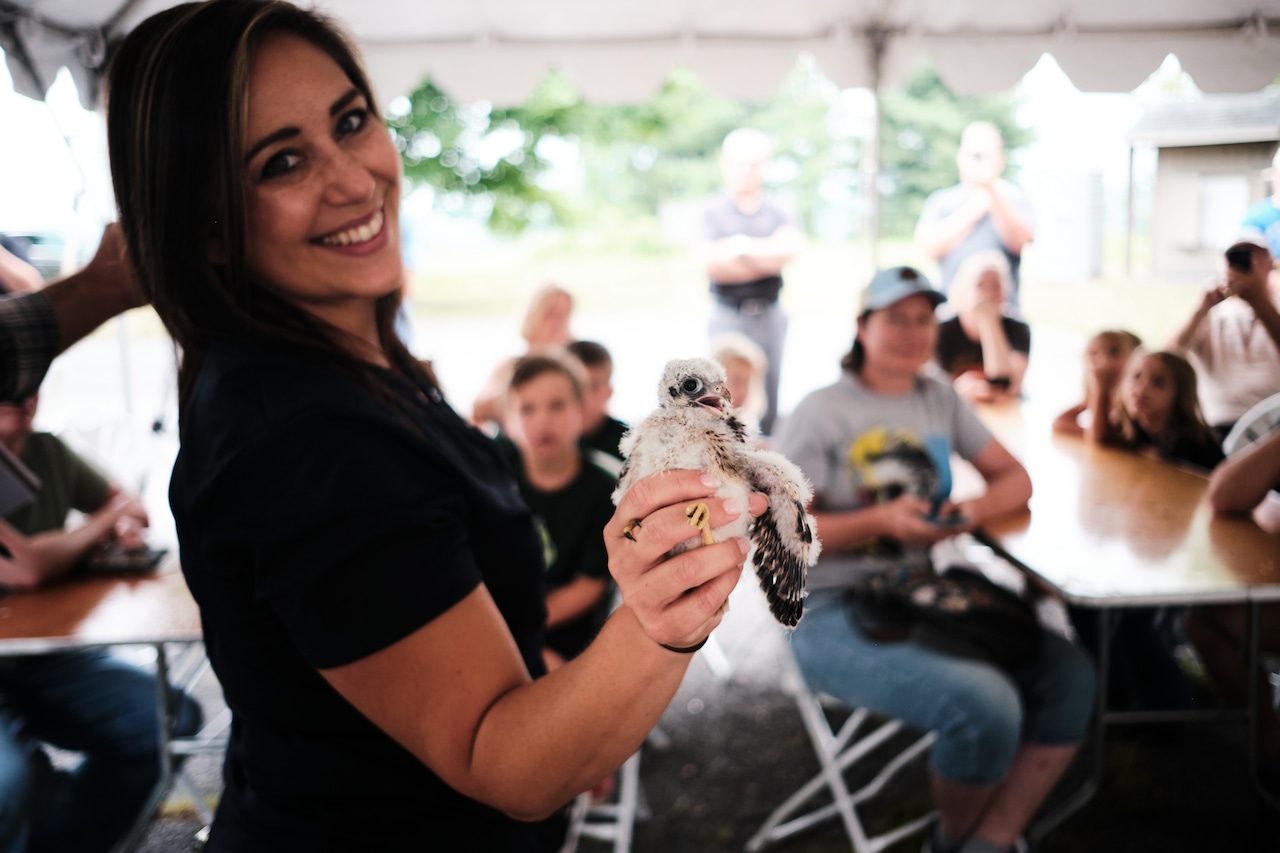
{"left": 105, "top": 0, "right": 426, "bottom": 425}
{"left": 1116, "top": 349, "right": 1217, "bottom": 454}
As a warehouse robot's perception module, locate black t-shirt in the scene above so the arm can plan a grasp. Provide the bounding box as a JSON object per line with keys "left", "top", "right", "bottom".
{"left": 935, "top": 315, "right": 1031, "bottom": 378}
{"left": 497, "top": 437, "right": 616, "bottom": 659}
{"left": 701, "top": 194, "right": 794, "bottom": 304}
{"left": 582, "top": 415, "right": 629, "bottom": 462}
{"left": 1132, "top": 423, "right": 1225, "bottom": 471}
{"left": 172, "top": 341, "right": 548, "bottom": 852}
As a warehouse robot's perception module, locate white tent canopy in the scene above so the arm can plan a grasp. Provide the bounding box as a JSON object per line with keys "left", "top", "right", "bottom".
{"left": 3, "top": 0, "right": 1279, "bottom": 109}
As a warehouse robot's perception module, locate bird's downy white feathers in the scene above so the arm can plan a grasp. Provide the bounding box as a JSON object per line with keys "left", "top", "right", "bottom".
{"left": 613, "top": 357, "right": 820, "bottom": 626}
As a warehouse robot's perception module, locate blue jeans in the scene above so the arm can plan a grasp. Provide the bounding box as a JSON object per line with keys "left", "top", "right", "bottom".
{"left": 0, "top": 649, "right": 202, "bottom": 853}
{"left": 792, "top": 589, "right": 1095, "bottom": 785}
{"left": 708, "top": 300, "right": 787, "bottom": 436}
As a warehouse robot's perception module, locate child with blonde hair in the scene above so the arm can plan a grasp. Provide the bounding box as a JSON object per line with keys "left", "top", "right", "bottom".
{"left": 1093, "top": 349, "right": 1223, "bottom": 470}
{"left": 935, "top": 249, "right": 1029, "bottom": 403}
{"left": 711, "top": 332, "right": 768, "bottom": 436}
{"left": 1069, "top": 345, "right": 1220, "bottom": 713}
{"left": 1053, "top": 329, "right": 1142, "bottom": 437}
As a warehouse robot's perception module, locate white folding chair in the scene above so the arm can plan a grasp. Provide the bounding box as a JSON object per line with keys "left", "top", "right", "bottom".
{"left": 746, "top": 644, "right": 936, "bottom": 853}
{"left": 559, "top": 748, "right": 648, "bottom": 853}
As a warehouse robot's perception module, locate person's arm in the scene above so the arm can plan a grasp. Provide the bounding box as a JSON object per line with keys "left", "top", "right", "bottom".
{"left": 41, "top": 223, "right": 146, "bottom": 354}
{"left": 95, "top": 484, "right": 150, "bottom": 548}
{"left": 811, "top": 493, "right": 957, "bottom": 551}
{"left": 984, "top": 180, "right": 1034, "bottom": 256}
{"left": 0, "top": 244, "right": 43, "bottom": 294}
{"left": 701, "top": 225, "right": 803, "bottom": 285}
{"left": 470, "top": 358, "right": 516, "bottom": 428}
{"left": 545, "top": 575, "right": 608, "bottom": 629}
{"left": 319, "top": 470, "right": 763, "bottom": 820}
{"left": 970, "top": 304, "right": 1028, "bottom": 396}
{"left": 1166, "top": 284, "right": 1225, "bottom": 354}
{"left": 0, "top": 492, "right": 144, "bottom": 588}
{"left": 951, "top": 438, "right": 1032, "bottom": 526}
{"left": 915, "top": 189, "right": 992, "bottom": 260}
{"left": 1052, "top": 403, "right": 1087, "bottom": 437}
{"left": 1231, "top": 267, "right": 1280, "bottom": 355}
{"left": 1084, "top": 369, "right": 1124, "bottom": 446}
{"left": 1207, "top": 428, "right": 1280, "bottom": 515}
{"left": 0, "top": 224, "right": 146, "bottom": 402}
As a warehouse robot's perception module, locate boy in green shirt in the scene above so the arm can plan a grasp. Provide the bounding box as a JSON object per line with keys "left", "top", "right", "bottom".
{"left": 0, "top": 391, "right": 199, "bottom": 853}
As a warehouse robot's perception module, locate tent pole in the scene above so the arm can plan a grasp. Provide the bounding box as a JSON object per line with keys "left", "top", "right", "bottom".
{"left": 1125, "top": 144, "right": 1134, "bottom": 278}
{"left": 868, "top": 26, "right": 887, "bottom": 270}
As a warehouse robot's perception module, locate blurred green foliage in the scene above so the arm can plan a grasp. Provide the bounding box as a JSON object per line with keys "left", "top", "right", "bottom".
{"left": 388, "top": 61, "right": 1027, "bottom": 240}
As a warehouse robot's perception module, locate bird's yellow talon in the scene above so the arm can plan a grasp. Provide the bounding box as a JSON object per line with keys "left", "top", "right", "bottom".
{"left": 686, "top": 502, "right": 716, "bottom": 545}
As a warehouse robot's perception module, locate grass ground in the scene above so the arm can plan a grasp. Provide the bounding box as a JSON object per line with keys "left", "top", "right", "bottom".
{"left": 102, "top": 235, "right": 1204, "bottom": 360}
{"left": 402, "top": 237, "right": 1201, "bottom": 346}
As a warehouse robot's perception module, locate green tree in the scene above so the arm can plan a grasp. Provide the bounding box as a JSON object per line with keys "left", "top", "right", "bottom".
{"left": 389, "top": 77, "right": 583, "bottom": 235}
{"left": 390, "top": 59, "right": 1023, "bottom": 241}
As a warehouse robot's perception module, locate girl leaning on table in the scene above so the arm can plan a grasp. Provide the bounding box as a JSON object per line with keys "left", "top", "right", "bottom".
{"left": 1058, "top": 339, "right": 1217, "bottom": 713}
{"left": 1052, "top": 328, "right": 1142, "bottom": 438}
{"left": 774, "top": 266, "right": 1095, "bottom": 853}
{"left": 105, "top": 2, "right": 762, "bottom": 849}
{"left": 1074, "top": 344, "right": 1224, "bottom": 472}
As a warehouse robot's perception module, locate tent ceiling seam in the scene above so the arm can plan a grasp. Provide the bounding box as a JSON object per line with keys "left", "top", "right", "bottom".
{"left": 355, "top": 18, "right": 1280, "bottom": 49}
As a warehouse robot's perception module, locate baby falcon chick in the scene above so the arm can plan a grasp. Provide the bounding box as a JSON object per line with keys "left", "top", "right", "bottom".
{"left": 613, "top": 357, "right": 820, "bottom": 627}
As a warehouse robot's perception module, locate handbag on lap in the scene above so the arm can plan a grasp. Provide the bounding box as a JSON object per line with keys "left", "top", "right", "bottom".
{"left": 844, "top": 565, "right": 1043, "bottom": 670}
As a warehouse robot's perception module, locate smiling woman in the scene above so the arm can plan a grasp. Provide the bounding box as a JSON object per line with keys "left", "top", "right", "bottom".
{"left": 238, "top": 34, "right": 402, "bottom": 347}
{"left": 103, "top": 2, "right": 760, "bottom": 851}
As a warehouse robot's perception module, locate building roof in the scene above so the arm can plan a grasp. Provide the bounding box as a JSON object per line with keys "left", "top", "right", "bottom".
{"left": 1129, "top": 88, "right": 1280, "bottom": 147}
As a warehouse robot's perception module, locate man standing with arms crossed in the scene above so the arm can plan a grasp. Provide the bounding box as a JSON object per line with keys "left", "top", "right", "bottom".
{"left": 699, "top": 128, "right": 803, "bottom": 437}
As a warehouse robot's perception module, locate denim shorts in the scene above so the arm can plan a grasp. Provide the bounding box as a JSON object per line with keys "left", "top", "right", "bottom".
{"left": 791, "top": 588, "right": 1096, "bottom": 785}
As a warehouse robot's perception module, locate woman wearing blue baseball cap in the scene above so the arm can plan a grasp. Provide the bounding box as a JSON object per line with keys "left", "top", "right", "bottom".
{"left": 775, "top": 266, "right": 1095, "bottom": 853}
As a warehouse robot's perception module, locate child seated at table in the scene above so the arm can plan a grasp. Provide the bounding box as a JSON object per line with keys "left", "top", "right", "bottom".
{"left": 1086, "top": 348, "right": 1224, "bottom": 471}
{"left": 497, "top": 354, "right": 616, "bottom": 672}
{"left": 1053, "top": 329, "right": 1142, "bottom": 437}
{"left": 1067, "top": 348, "right": 1221, "bottom": 711}
{"left": 934, "top": 250, "right": 1031, "bottom": 403}
{"left": 0, "top": 391, "right": 201, "bottom": 853}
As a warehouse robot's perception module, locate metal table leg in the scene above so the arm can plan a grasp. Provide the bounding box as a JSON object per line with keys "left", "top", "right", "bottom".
{"left": 1029, "top": 607, "right": 1111, "bottom": 845}
{"left": 111, "top": 643, "right": 175, "bottom": 853}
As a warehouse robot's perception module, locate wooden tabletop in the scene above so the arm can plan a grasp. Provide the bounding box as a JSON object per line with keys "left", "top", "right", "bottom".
{"left": 971, "top": 399, "right": 1280, "bottom": 607}
{"left": 0, "top": 551, "right": 202, "bottom": 654}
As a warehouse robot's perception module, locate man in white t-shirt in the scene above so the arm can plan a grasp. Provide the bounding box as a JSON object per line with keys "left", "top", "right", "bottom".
{"left": 1166, "top": 233, "right": 1280, "bottom": 436}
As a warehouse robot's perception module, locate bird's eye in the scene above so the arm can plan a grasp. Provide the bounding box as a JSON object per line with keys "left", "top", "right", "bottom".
{"left": 681, "top": 378, "right": 702, "bottom": 395}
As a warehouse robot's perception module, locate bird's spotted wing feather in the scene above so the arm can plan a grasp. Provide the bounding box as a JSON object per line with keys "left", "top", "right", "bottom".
{"left": 738, "top": 449, "right": 820, "bottom": 627}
